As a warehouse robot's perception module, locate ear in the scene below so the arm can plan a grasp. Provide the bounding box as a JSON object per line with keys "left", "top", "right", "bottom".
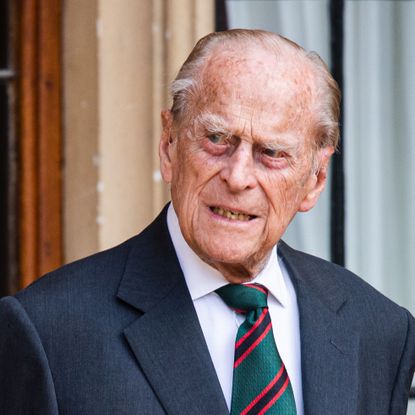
{"left": 299, "top": 147, "right": 334, "bottom": 212}
{"left": 159, "top": 109, "right": 175, "bottom": 184}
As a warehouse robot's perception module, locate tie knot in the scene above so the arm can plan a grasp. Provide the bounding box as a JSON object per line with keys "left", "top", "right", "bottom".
{"left": 215, "top": 283, "right": 268, "bottom": 313}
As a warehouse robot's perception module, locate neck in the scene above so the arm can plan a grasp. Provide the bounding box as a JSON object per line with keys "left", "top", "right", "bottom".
{"left": 203, "top": 252, "right": 272, "bottom": 284}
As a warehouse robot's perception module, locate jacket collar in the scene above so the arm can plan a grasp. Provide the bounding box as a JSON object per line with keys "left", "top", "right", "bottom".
{"left": 117, "top": 205, "right": 182, "bottom": 313}
{"left": 278, "top": 240, "right": 348, "bottom": 313}
{"left": 278, "top": 240, "right": 360, "bottom": 414}
{"left": 117, "top": 205, "right": 229, "bottom": 415}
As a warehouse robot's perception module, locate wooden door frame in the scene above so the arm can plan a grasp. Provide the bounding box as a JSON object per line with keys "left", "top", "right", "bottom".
{"left": 19, "top": 0, "right": 62, "bottom": 290}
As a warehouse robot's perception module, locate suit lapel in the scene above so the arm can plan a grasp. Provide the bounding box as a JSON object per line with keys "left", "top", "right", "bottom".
{"left": 115, "top": 209, "right": 360, "bottom": 414}
{"left": 117, "top": 207, "right": 229, "bottom": 415}
{"left": 279, "top": 242, "right": 360, "bottom": 414}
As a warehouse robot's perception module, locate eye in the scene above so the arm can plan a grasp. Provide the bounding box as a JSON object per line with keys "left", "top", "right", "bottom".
{"left": 208, "top": 133, "right": 227, "bottom": 145}
{"left": 260, "top": 146, "right": 291, "bottom": 169}
{"left": 262, "top": 148, "right": 286, "bottom": 159}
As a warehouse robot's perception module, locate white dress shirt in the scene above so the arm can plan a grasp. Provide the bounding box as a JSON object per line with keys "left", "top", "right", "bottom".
{"left": 167, "top": 204, "right": 304, "bottom": 415}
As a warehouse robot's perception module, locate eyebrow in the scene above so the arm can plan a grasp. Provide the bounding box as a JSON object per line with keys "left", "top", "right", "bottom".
{"left": 195, "top": 112, "right": 230, "bottom": 135}
{"left": 259, "top": 137, "right": 298, "bottom": 153}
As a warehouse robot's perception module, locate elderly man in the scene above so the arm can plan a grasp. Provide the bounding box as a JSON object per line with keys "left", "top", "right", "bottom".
{"left": 1, "top": 30, "right": 414, "bottom": 415}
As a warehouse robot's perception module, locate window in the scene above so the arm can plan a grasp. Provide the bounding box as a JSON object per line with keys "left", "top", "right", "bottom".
{"left": 0, "top": 0, "right": 18, "bottom": 296}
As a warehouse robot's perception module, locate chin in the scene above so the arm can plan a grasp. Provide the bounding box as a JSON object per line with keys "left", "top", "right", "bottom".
{"left": 198, "top": 242, "right": 256, "bottom": 267}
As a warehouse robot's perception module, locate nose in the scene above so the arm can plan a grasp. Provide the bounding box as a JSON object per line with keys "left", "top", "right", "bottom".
{"left": 219, "top": 142, "right": 257, "bottom": 192}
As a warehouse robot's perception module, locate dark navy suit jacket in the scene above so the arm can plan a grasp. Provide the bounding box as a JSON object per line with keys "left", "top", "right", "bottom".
{"left": 1, "top": 207, "right": 415, "bottom": 414}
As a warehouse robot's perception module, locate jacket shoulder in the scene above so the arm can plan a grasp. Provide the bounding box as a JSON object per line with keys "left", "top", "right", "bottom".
{"left": 278, "top": 240, "right": 413, "bottom": 324}
{"left": 16, "top": 236, "right": 135, "bottom": 304}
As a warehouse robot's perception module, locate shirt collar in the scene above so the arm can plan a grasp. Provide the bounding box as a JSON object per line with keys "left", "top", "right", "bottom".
{"left": 166, "top": 203, "right": 289, "bottom": 307}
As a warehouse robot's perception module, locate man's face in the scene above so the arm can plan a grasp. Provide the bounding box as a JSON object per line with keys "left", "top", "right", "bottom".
{"left": 160, "top": 49, "right": 333, "bottom": 282}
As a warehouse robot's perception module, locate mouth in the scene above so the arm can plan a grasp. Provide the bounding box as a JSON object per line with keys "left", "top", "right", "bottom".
{"left": 209, "top": 206, "right": 257, "bottom": 222}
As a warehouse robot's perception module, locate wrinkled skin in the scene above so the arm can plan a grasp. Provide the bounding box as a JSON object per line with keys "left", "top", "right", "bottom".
{"left": 159, "top": 48, "right": 333, "bottom": 283}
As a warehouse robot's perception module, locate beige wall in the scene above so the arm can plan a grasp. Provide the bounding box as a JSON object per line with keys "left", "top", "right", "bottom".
{"left": 63, "top": 0, "right": 214, "bottom": 262}
{"left": 63, "top": 0, "right": 100, "bottom": 261}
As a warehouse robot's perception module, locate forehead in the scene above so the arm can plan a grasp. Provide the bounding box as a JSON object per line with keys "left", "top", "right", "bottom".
{"left": 195, "top": 48, "right": 317, "bottom": 139}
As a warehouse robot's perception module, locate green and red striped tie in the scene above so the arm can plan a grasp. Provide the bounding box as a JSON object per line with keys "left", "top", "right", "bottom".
{"left": 216, "top": 283, "right": 297, "bottom": 415}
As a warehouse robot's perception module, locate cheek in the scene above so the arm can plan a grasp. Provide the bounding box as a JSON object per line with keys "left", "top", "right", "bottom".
{"left": 171, "top": 145, "right": 199, "bottom": 188}
{"left": 174, "top": 145, "right": 223, "bottom": 194}
{"left": 261, "top": 172, "right": 308, "bottom": 220}
{"left": 171, "top": 145, "right": 221, "bottom": 218}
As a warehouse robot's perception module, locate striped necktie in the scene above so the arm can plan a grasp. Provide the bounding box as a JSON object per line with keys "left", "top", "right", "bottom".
{"left": 216, "top": 283, "right": 297, "bottom": 415}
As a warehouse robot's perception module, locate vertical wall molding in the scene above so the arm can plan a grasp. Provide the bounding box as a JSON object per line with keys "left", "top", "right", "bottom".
{"left": 63, "top": 0, "right": 214, "bottom": 262}
{"left": 19, "top": 0, "right": 63, "bottom": 289}
{"left": 329, "top": 0, "right": 345, "bottom": 266}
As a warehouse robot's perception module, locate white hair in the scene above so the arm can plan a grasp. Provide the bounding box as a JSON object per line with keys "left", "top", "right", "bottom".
{"left": 170, "top": 29, "right": 341, "bottom": 149}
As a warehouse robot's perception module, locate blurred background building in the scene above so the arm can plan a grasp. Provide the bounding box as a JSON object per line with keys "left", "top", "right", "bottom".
{"left": 1, "top": 0, "right": 214, "bottom": 293}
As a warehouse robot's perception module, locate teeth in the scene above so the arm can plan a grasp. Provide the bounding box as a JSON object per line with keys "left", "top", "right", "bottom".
{"left": 212, "top": 207, "right": 252, "bottom": 221}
